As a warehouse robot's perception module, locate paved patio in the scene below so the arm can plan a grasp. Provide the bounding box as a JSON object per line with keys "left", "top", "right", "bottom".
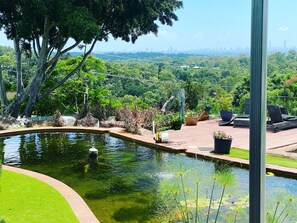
{"left": 122, "top": 118, "right": 297, "bottom": 156}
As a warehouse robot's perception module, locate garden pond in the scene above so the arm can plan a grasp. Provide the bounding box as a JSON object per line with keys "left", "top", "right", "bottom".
{"left": 1, "top": 132, "right": 297, "bottom": 222}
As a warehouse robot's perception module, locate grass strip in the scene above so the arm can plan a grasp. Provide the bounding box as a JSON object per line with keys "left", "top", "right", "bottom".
{"left": 229, "top": 148, "right": 297, "bottom": 169}
{"left": 0, "top": 170, "right": 79, "bottom": 223}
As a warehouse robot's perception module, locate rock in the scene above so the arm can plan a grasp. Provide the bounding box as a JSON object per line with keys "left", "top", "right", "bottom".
{"left": 0, "top": 116, "right": 17, "bottom": 130}
{"left": 106, "top": 116, "right": 116, "bottom": 122}
{"left": 16, "top": 116, "right": 31, "bottom": 127}
{"left": 62, "top": 116, "right": 76, "bottom": 126}
{"left": 77, "top": 112, "right": 99, "bottom": 127}
{"left": 100, "top": 116, "right": 117, "bottom": 127}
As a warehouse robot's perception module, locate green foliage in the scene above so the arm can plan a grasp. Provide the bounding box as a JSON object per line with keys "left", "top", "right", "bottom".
{"left": 184, "top": 78, "right": 205, "bottom": 110}
{"left": 216, "top": 92, "right": 233, "bottom": 111}
{"left": 4, "top": 46, "right": 297, "bottom": 117}
{"left": 0, "top": 0, "right": 183, "bottom": 117}
{"left": 36, "top": 56, "right": 108, "bottom": 115}
{"left": 185, "top": 110, "right": 198, "bottom": 117}
{"left": 155, "top": 112, "right": 181, "bottom": 131}
{"left": 0, "top": 0, "right": 183, "bottom": 43}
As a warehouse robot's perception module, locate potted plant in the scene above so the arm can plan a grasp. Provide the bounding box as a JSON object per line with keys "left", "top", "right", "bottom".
{"left": 219, "top": 96, "right": 233, "bottom": 121}
{"left": 213, "top": 131, "right": 232, "bottom": 154}
{"left": 185, "top": 110, "right": 198, "bottom": 125}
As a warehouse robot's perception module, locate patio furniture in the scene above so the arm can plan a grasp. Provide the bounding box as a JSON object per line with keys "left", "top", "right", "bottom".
{"left": 267, "top": 104, "right": 297, "bottom": 132}
{"left": 233, "top": 98, "right": 250, "bottom": 127}
{"left": 219, "top": 98, "right": 250, "bottom": 127}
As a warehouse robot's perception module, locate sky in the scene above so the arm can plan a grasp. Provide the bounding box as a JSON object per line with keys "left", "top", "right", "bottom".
{"left": 0, "top": 0, "right": 297, "bottom": 52}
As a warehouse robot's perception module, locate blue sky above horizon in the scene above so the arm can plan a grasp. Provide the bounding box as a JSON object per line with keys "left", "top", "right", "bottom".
{"left": 0, "top": 0, "right": 296, "bottom": 52}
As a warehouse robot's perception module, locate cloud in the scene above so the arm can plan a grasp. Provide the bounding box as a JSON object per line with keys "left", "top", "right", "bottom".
{"left": 278, "top": 26, "right": 289, "bottom": 32}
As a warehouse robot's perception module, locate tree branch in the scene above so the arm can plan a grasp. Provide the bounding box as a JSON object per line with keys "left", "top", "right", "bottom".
{"left": 36, "top": 37, "right": 41, "bottom": 54}
{"left": 43, "top": 59, "right": 58, "bottom": 82}
{"left": 32, "top": 38, "right": 39, "bottom": 58}
{"left": 61, "top": 41, "right": 81, "bottom": 55}
{"left": 47, "top": 38, "right": 71, "bottom": 67}
{"left": 48, "top": 46, "right": 55, "bottom": 61}
{"left": 38, "top": 38, "right": 98, "bottom": 100}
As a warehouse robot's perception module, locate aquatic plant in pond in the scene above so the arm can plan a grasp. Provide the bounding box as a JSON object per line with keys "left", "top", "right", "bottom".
{"left": 158, "top": 165, "right": 297, "bottom": 222}
{"left": 157, "top": 163, "right": 249, "bottom": 222}
{"left": 2, "top": 133, "right": 297, "bottom": 222}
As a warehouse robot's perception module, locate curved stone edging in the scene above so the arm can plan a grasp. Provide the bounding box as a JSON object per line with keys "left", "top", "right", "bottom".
{"left": 3, "top": 165, "right": 99, "bottom": 223}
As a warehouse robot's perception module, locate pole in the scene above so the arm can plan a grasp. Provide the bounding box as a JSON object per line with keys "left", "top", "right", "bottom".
{"left": 250, "top": 0, "right": 268, "bottom": 222}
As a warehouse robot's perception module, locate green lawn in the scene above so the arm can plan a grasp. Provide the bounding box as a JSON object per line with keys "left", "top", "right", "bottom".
{"left": 229, "top": 148, "right": 297, "bottom": 169}
{"left": 0, "top": 170, "right": 79, "bottom": 223}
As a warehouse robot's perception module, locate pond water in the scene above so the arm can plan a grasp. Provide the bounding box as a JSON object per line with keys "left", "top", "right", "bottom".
{"left": 1, "top": 132, "right": 297, "bottom": 222}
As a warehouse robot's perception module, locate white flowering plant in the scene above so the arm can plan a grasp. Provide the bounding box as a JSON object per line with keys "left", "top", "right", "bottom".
{"left": 213, "top": 131, "right": 232, "bottom": 140}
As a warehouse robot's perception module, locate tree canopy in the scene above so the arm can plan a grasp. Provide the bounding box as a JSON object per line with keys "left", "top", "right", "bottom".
{"left": 0, "top": 0, "right": 182, "bottom": 117}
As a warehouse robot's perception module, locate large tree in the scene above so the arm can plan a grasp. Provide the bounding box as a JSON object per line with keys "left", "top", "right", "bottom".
{"left": 0, "top": 0, "right": 182, "bottom": 117}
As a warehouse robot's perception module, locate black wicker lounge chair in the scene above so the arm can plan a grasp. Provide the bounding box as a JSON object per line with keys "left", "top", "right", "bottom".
{"left": 267, "top": 104, "right": 297, "bottom": 132}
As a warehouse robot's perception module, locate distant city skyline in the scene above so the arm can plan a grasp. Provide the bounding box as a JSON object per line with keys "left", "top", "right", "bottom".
{"left": 1, "top": 0, "right": 297, "bottom": 53}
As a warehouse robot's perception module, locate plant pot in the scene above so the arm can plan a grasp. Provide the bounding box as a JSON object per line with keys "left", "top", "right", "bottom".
{"left": 220, "top": 110, "right": 233, "bottom": 121}
{"left": 199, "top": 111, "right": 209, "bottom": 121}
{"left": 214, "top": 138, "right": 232, "bottom": 154}
{"left": 185, "top": 116, "right": 198, "bottom": 126}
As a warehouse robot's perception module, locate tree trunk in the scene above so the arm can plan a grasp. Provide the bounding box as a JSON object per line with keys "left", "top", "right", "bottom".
{"left": 14, "top": 38, "right": 23, "bottom": 97}
{"left": 11, "top": 101, "right": 21, "bottom": 118}
{"left": 2, "top": 19, "right": 96, "bottom": 118}
{"left": 0, "top": 65, "right": 8, "bottom": 115}
{"left": 23, "top": 78, "right": 43, "bottom": 117}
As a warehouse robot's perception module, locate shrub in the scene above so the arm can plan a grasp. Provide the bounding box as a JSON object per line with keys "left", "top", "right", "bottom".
{"left": 92, "top": 101, "right": 117, "bottom": 121}
{"left": 155, "top": 112, "right": 181, "bottom": 131}
{"left": 117, "top": 105, "right": 141, "bottom": 134}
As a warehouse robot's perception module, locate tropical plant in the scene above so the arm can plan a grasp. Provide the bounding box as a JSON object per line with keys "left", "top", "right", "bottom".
{"left": 218, "top": 96, "right": 233, "bottom": 111}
